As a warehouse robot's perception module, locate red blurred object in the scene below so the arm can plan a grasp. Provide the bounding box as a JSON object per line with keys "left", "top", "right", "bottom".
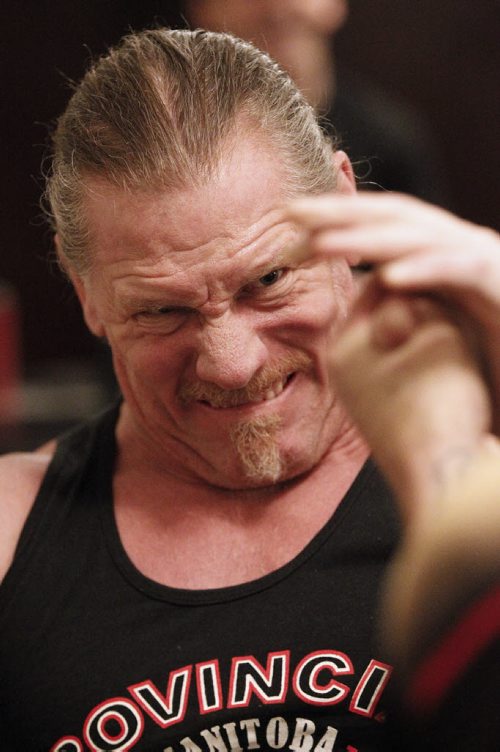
{"left": 0, "top": 282, "right": 22, "bottom": 423}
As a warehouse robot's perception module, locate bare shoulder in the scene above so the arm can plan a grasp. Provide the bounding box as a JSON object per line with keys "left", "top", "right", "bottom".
{"left": 0, "top": 442, "right": 55, "bottom": 582}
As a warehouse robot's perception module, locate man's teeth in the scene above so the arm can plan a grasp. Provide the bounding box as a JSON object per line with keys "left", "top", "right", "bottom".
{"left": 205, "top": 376, "right": 290, "bottom": 408}
{"left": 251, "top": 378, "right": 285, "bottom": 403}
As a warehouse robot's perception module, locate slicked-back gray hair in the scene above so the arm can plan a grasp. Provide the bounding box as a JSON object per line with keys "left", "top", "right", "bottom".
{"left": 45, "top": 28, "right": 338, "bottom": 274}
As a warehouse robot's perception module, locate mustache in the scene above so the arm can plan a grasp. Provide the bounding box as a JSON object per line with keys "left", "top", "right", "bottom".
{"left": 178, "top": 352, "right": 312, "bottom": 408}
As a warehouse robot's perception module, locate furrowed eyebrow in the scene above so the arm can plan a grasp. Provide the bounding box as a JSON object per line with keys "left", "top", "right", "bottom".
{"left": 121, "top": 295, "right": 175, "bottom": 312}
{"left": 250, "top": 242, "right": 308, "bottom": 277}
{"left": 118, "top": 243, "right": 304, "bottom": 311}
{"left": 279, "top": 236, "right": 312, "bottom": 267}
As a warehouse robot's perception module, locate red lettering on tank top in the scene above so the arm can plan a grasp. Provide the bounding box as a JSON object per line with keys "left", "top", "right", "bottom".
{"left": 83, "top": 697, "right": 144, "bottom": 751}
{"left": 227, "top": 650, "right": 290, "bottom": 708}
{"left": 293, "top": 650, "right": 353, "bottom": 706}
{"left": 196, "top": 659, "right": 224, "bottom": 714}
{"left": 128, "top": 666, "right": 192, "bottom": 728}
{"left": 350, "top": 659, "right": 393, "bottom": 718}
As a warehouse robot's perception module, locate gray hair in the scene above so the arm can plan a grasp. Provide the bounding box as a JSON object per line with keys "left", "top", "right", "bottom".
{"left": 45, "top": 28, "right": 338, "bottom": 274}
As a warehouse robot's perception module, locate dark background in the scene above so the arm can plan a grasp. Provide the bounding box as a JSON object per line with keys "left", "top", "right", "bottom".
{"left": 1, "top": 0, "right": 499, "bottom": 373}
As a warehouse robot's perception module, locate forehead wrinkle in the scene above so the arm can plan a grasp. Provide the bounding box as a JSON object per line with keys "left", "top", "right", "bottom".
{"left": 110, "top": 265, "right": 211, "bottom": 311}
{"left": 98, "top": 205, "right": 289, "bottom": 275}
{"left": 159, "top": 205, "right": 290, "bottom": 262}
{"left": 86, "top": 161, "right": 296, "bottom": 276}
{"left": 120, "top": 213, "right": 296, "bottom": 283}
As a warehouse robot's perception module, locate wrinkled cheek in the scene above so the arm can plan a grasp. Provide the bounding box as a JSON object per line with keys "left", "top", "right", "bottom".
{"left": 112, "top": 336, "right": 167, "bottom": 379}
{"left": 109, "top": 350, "right": 141, "bottom": 403}
{"left": 109, "top": 343, "right": 163, "bottom": 400}
{"left": 329, "top": 260, "right": 358, "bottom": 320}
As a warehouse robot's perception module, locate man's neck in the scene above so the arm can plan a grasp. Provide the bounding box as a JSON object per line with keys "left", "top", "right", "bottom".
{"left": 112, "top": 421, "right": 369, "bottom": 590}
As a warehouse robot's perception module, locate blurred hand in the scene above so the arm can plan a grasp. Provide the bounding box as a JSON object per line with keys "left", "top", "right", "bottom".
{"left": 287, "top": 192, "right": 500, "bottom": 431}
{"left": 330, "top": 285, "right": 491, "bottom": 519}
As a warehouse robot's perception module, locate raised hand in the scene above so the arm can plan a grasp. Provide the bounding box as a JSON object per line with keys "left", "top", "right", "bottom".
{"left": 331, "top": 284, "right": 491, "bottom": 519}
{"left": 287, "top": 192, "right": 500, "bottom": 431}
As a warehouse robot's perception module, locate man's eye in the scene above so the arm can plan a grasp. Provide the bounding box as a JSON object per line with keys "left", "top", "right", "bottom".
{"left": 135, "top": 306, "right": 190, "bottom": 333}
{"left": 157, "top": 307, "right": 179, "bottom": 315}
{"left": 138, "top": 307, "right": 177, "bottom": 317}
{"left": 238, "top": 268, "right": 291, "bottom": 300}
{"left": 139, "top": 306, "right": 190, "bottom": 317}
{"left": 258, "top": 269, "right": 285, "bottom": 287}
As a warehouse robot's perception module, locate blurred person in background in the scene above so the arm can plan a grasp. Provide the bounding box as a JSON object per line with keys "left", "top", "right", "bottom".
{"left": 184, "top": 0, "right": 450, "bottom": 203}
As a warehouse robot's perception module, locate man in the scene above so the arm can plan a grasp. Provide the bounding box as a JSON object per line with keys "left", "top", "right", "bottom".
{"left": 0, "top": 27, "right": 399, "bottom": 751}
{"left": 0, "top": 26, "right": 497, "bottom": 751}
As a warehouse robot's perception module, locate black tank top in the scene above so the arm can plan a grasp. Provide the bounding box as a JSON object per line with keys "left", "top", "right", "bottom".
{"left": 0, "top": 405, "right": 400, "bottom": 752}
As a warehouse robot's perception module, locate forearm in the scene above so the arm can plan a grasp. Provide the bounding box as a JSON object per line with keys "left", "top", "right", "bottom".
{"left": 380, "top": 436, "right": 500, "bottom": 673}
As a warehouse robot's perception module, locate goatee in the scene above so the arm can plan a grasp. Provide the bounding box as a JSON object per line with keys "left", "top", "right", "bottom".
{"left": 230, "top": 414, "right": 283, "bottom": 484}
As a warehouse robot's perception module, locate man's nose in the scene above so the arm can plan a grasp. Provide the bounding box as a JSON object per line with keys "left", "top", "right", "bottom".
{"left": 195, "top": 311, "right": 268, "bottom": 389}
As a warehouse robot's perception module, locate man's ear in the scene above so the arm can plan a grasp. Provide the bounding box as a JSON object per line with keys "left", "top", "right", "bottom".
{"left": 331, "top": 152, "right": 363, "bottom": 268}
{"left": 55, "top": 233, "right": 106, "bottom": 338}
{"left": 332, "top": 150, "right": 357, "bottom": 195}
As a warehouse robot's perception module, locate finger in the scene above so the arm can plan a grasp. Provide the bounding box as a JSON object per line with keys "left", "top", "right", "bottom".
{"left": 370, "top": 296, "right": 444, "bottom": 351}
{"left": 286, "top": 192, "right": 425, "bottom": 230}
{"left": 309, "top": 225, "right": 433, "bottom": 261}
{"left": 380, "top": 248, "right": 500, "bottom": 327}
{"left": 285, "top": 230, "right": 365, "bottom": 268}
{"left": 287, "top": 225, "right": 428, "bottom": 278}
{"left": 348, "top": 274, "right": 385, "bottom": 318}
{"left": 382, "top": 245, "right": 499, "bottom": 291}
{"left": 330, "top": 310, "right": 373, "bottom": 377}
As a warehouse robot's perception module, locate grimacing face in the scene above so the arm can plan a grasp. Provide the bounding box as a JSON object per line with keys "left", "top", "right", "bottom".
{"left": 72, "top": 139, "right": 357, "bottom": 489}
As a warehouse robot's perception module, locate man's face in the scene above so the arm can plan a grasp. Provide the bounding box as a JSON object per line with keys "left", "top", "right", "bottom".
{"left": 77, "top": 138, "right": 357, "bottom": 489}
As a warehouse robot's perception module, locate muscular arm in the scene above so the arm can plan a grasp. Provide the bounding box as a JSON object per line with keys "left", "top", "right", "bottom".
{"left": 0, "top": 446, "right": 54, "bottom": 582}
{"left": 287, "top": 190, "right": 500, "bottom": 673}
